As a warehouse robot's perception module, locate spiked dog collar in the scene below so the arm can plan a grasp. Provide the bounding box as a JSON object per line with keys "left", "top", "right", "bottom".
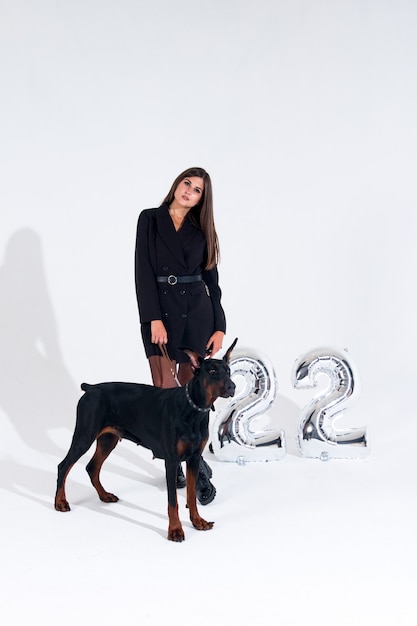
{"left": 185, "top": 382, "right": 210, "bottom": 413}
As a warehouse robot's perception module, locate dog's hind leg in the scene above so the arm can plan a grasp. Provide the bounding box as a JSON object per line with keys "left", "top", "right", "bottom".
{"left": 55, "top": 391, "right": 105, "bottom": 512}
{"left": 55, "top": 459, "right": 76, "bottom": 512}
{"left": 55, "top": 436, "right": 96, "bottom": 512}
{"left": 86, "top": 431, "right": 120, "bottom": 503}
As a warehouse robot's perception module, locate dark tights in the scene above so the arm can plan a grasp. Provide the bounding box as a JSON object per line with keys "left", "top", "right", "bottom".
{"left": 149, "top": 356, "right": 213, "bottom": 493}
{"left": 148, "top": 355, "right": 193, "bottom": 389}
{"left": 149, "top": 355, "right": 193, "bottom": 479}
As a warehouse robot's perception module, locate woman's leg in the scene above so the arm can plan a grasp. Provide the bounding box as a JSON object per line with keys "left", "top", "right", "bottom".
{"left": 148, "top": 355, "right": 178, "bottom": 389}
{"left": 177, "top": 362, "right": 194, "bottom": 386}
{"left": 148, "top": 355, "right": 186, "bottom": 488}
{"left": 148, "top": 357, "right": 215, "bottom": 503}
{"left": 177, "top": 363, "right": 216, "bottom": 506}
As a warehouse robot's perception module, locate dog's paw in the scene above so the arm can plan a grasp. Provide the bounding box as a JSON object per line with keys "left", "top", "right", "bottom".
{"left": 55, "top": 499, "right": 71, "bottom": 512}
{"left": 99, "top": 492, "right": 119, "bottom": 503}
{"left": 191, "top": 516, "right": 214, "bottom": 531}
{"left": 168, "top": 526, "right": 185, "bottom": 542}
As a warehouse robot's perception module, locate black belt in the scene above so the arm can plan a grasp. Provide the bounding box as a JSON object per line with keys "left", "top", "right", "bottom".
{"left": 156, "top": 274, "right": 202, "bottom": 286}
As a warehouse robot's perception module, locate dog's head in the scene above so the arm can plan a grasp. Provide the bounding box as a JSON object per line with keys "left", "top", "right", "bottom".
{"left": 180, "top": 338, "right": 238, "bottom": 401}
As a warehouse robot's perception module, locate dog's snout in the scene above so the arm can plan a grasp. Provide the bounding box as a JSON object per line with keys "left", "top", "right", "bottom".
{"left": 225, "top": 379, "right": 236, "bottom": 397}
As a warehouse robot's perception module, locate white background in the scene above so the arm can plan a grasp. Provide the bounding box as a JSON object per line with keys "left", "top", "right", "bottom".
{"left": 1, "top": 1, "right": 416, "bottom": 625}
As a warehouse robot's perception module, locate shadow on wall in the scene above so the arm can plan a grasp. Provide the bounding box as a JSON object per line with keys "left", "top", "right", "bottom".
{"left": 0, "top": 228, "right": 79, "bottom": 455}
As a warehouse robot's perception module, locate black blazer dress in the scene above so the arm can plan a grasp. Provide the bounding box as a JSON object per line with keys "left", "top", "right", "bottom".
{"left": 135, "top": 203, "right": 226, "bottom": 363}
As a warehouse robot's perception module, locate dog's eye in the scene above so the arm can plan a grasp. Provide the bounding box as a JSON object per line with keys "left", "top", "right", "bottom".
{"left": 208, "top": 368, "right": 217, "bottom": 376}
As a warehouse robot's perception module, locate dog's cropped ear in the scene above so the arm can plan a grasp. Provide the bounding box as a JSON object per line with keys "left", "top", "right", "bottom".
{"left": 179, "top": 347, "right": 204, "bottom": 371}
{"left": 223, "top": 338, "right": 238, "bottom": 363}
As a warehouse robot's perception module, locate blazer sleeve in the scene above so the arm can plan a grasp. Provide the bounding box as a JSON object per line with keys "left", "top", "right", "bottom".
{"left": 135, "top": 210, "right": 162, "bottom": 324}
{"left": 202, "top": 265, "right": 227, "bottom": 333}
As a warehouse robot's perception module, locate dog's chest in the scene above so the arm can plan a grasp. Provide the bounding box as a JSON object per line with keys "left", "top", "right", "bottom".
{"left": 176, "top": 412, "right": 209, "bottom": 446}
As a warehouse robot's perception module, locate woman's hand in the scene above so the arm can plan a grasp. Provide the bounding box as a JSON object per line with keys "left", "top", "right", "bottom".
{"left": 206, "top": 331, "right": 225, "bottom": 357}
{"left": 151, "top": 320, "right": 168, "bottom": 345}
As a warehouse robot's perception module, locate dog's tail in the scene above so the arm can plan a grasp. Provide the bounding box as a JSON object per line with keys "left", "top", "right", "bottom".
{"left": 81, "top": 383, "right": 96, "bottom": 392}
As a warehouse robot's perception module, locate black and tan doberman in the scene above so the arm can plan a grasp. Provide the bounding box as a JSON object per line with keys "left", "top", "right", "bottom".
{"left": 54, "top": 338, "right": 237, "bottom": 541}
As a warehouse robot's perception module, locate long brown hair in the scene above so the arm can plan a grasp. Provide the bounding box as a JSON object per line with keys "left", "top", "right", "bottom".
{"left": 163, "top": 167, "right": 220, "bottom": 269}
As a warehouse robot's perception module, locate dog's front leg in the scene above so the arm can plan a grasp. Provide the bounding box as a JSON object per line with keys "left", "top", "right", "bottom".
{"left": 165, "top": 459, "right": 184, "bottom": 542}
{"left": 186, "top": 454, "right": 214, "bottom": 532}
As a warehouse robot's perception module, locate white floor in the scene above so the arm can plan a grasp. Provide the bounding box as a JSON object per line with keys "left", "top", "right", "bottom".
{"left": 1, "top": 389, "right": 415, "bottom": 626}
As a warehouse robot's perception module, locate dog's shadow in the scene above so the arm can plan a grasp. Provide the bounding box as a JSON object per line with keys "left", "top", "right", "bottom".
{"left": 0, "top": 455, "right": 173, "bottom": 539}
{"left": 0, "top": 228, "right": 80, "bottom": 455}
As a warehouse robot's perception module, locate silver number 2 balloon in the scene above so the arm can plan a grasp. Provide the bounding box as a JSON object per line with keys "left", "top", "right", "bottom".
{"left": 292, "top": 346, "right": 368, "bottom": 459}
{"left": 211, "top": 346, "right": 286, "bottom": 462}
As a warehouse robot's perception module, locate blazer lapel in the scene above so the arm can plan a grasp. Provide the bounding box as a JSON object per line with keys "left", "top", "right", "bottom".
{"left": 156, "top": 204, "right": 186, "bottom": 268}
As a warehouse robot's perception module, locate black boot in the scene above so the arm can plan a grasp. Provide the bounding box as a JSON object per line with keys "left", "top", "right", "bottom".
{"left": 176, "top": 463, "right": 186, "bottom": 488}
{"left": 196, "top": 457, "right": 216, "bottom": 505}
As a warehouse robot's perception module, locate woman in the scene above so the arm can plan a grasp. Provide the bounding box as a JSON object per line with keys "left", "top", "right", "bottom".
{"left": 135, "top": 167, "right": 226, "bottom": 504}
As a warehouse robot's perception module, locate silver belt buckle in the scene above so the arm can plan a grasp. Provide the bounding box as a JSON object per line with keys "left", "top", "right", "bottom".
{"left": 167, "top": 274, "right": 178, "bottom": 285}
